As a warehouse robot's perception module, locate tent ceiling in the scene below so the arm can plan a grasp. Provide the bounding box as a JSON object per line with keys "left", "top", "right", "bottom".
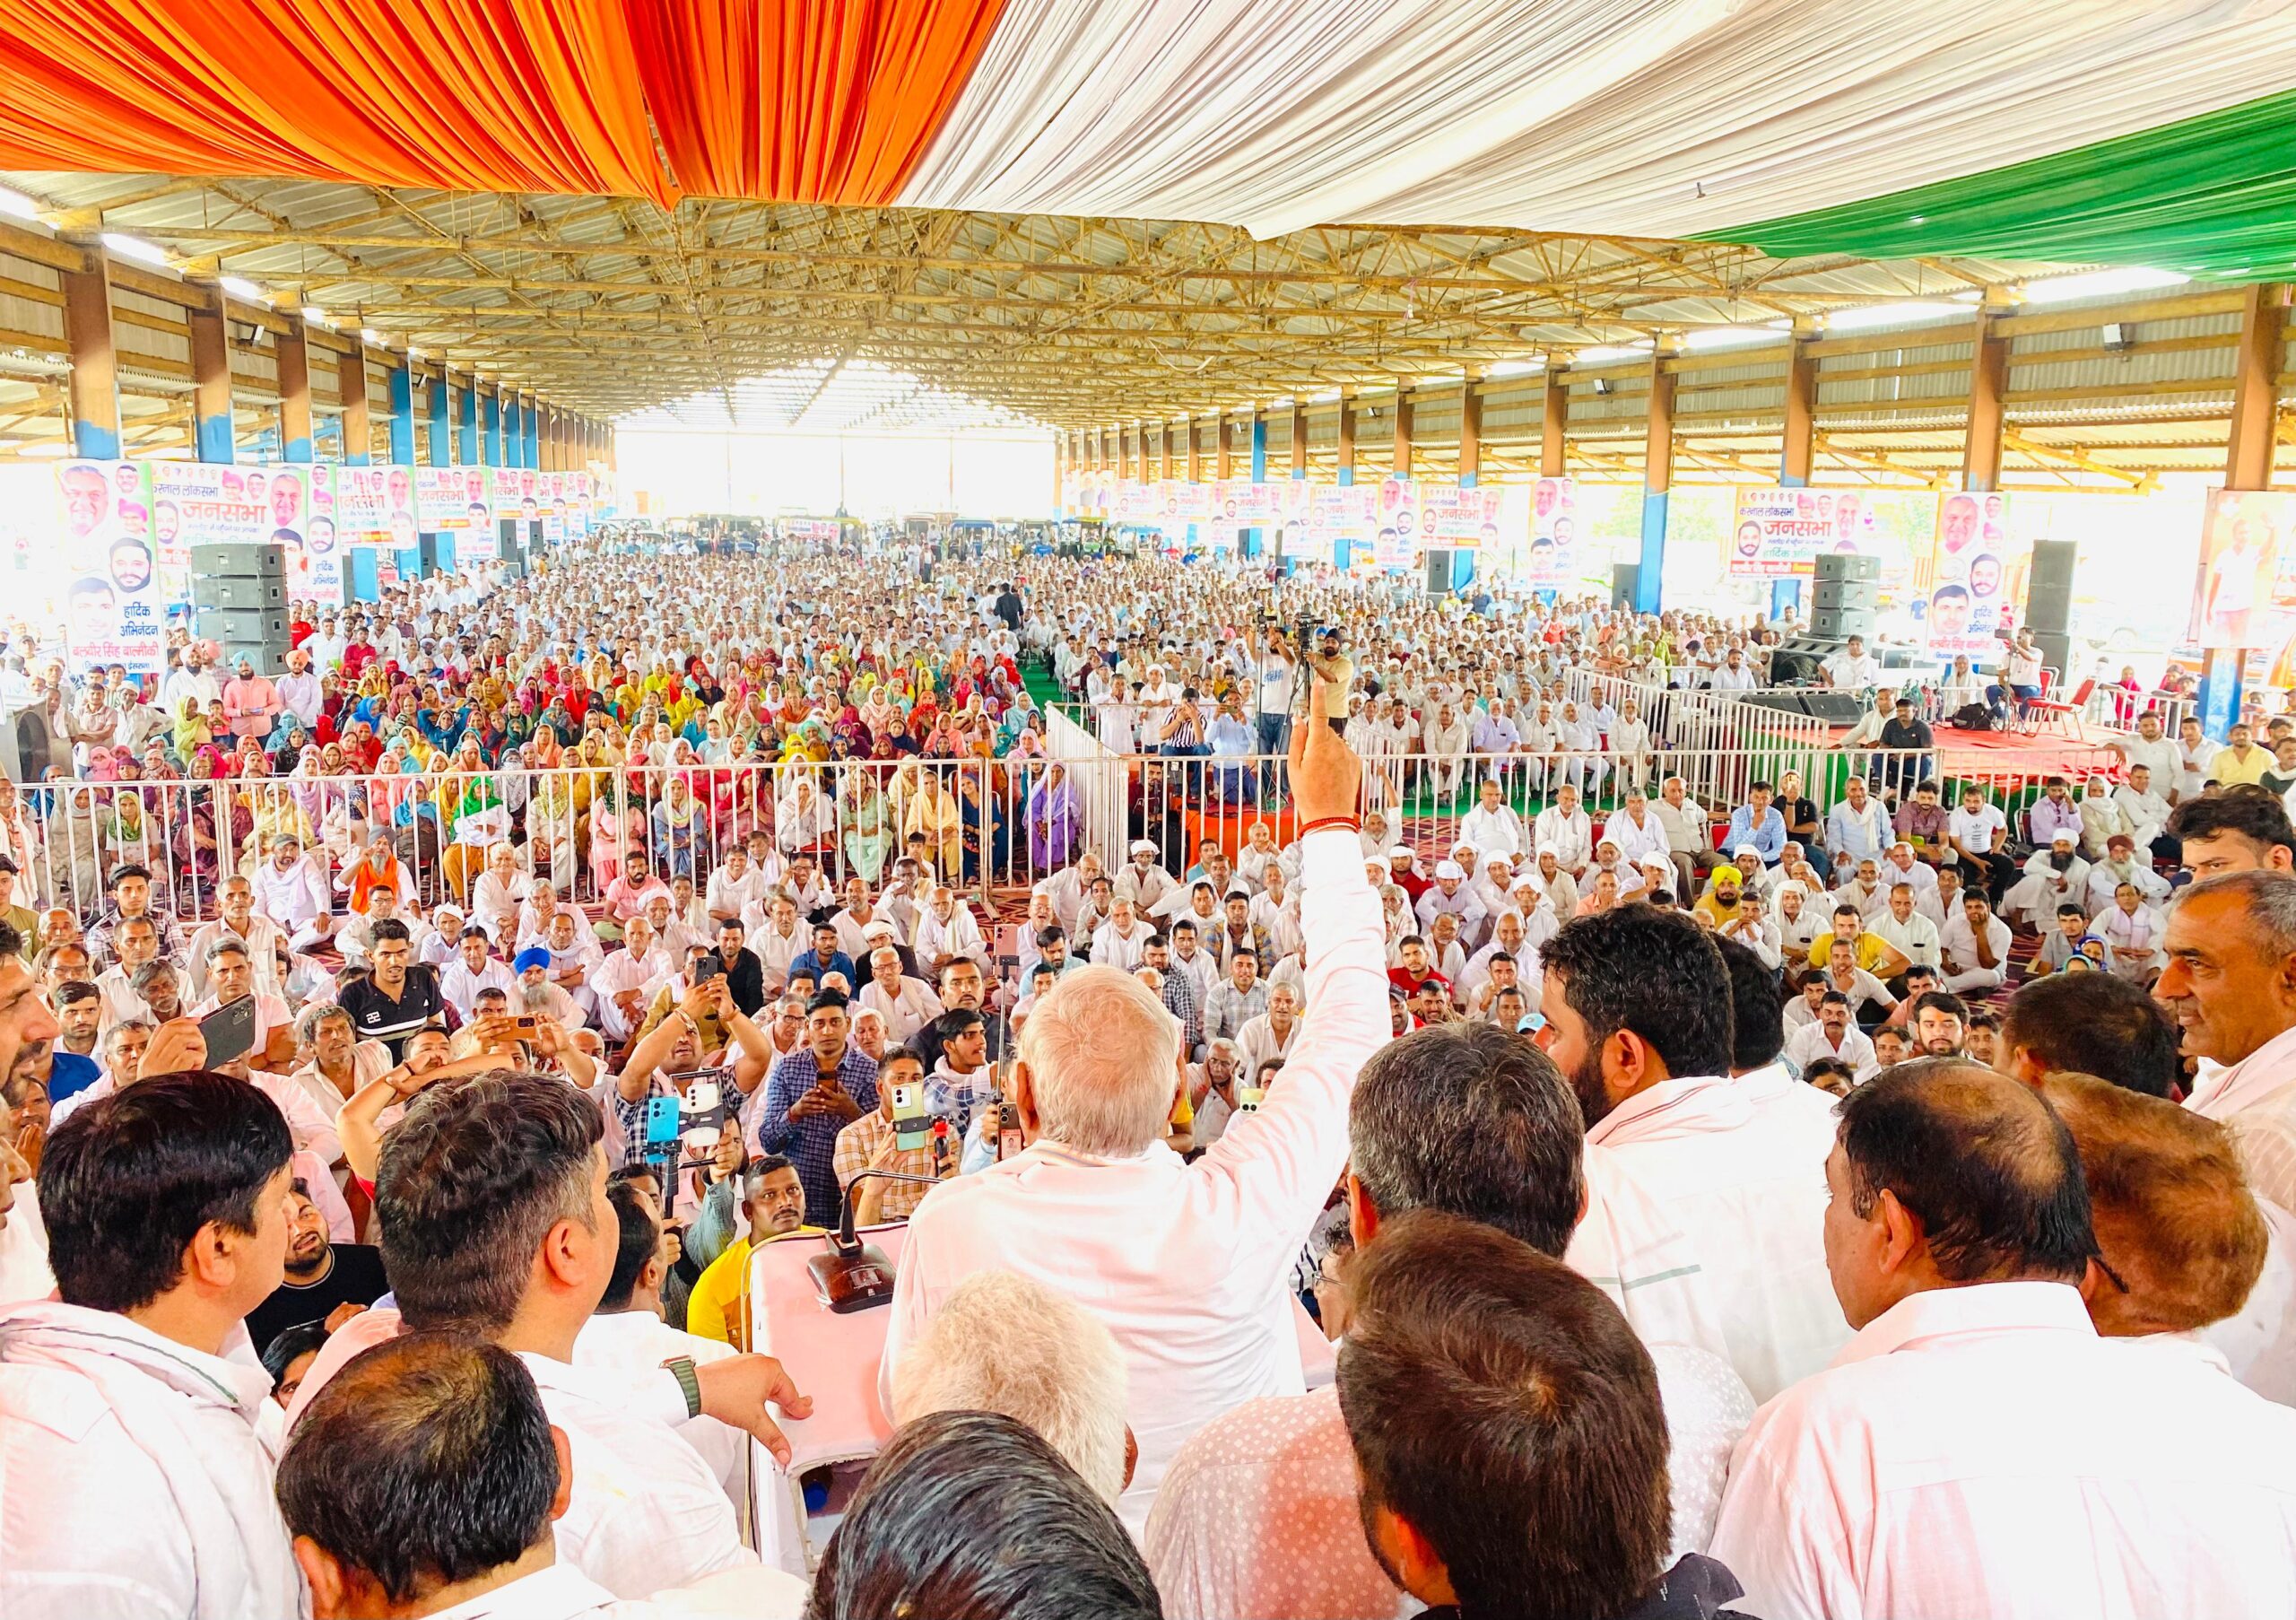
{"left": 1, "top": 171, "right": 2059, "bottom": 428}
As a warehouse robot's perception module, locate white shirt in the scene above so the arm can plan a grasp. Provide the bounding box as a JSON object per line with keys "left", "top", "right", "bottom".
{"left": 1786, "top": 1019, "right": 1877, "bottom": 1076}
{"left": 1710, "top": 1282, "right": 2296, "bottom": 1620}
{"left": 857, "top": 975, "right": 944, "bottom": 1045}
{"left": 1532, "top": 805, "right": 1593, "bottom": 870}
{"left": 1868, "top": 909, "right": 1941, "bottom": 969}
{"left": 1231, "top": 1012, "right": 1299, "bottom": 1079}
{"left": 914, "top": 904, "right": 987, "bottom": 970}
{"left": 249, "top": 853, "right": 330, "bottom": 929}
{"left": 1601, "top": 806, "right": 1671, "bottom": 869}
{"left": 1457, "top": 803, "right": 1526, "bottom": 860}
{"left": 440, "top": 957, "right": 520, "bottom": 1019}
{"left": 882, "top": 828, "right": 1387, "bottom": 1536}
{"left": 1947, "top": 802, "right": 2008, "bottom": 856}
{"left": 1939, "top": 911, "right": 2013, "bottom": 978}
{"left": 1587, "top": 1073, "right": 1850, "bottom": 1401}
{"left": 2187, "top": 1022, "right": 2296, "bottom": 1214}
{"left": 571, "top": 1310, "right": 745, "bottom": 1508}
{"left": 0, "top": 1184, "right": 50, "bottom": 1308}
{"left": 0, "top": 1301, "right": 301, "bottom": 1620}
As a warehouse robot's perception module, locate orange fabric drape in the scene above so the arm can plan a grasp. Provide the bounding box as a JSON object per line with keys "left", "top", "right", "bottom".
{"left": 0, "top": 0, "right": 673, "bottom": 200}
{"left": 629, "top": 0, "right": 1011, "bottom": 204}
{"left": 0, "top": 0, "right": 1008, "bottom": 207}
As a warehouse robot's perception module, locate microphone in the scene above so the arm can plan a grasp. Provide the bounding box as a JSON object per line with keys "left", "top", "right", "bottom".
{"left": 805, "top": 1169, "right": 943, "bottom": 1314}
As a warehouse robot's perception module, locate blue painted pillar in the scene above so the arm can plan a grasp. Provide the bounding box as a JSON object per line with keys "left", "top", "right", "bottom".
{"left": 502, "top": 394, "right": 524, "bottom": 468}
{"left": 456, "top": 377, "right": 477, "bottom": 466}
{"left": 1637, "top": 353, "right": 1674, "bottom": 614}
{"left": 60, "top": 244, "right": 122, "bottom": 459}
{"left": 187, "top": 283, "right": 236, "bottom": 462}
{"left": 426, "top": 373, "right": 450, "bottom": 466}
{"left": 482, "top": 390, "right": 501, "bottom": 466}
{"left": 387, "top": 365, "right": 416, "bottom": 465}
{"left": 521, "top": 398, "right": 539, "bottom": 471}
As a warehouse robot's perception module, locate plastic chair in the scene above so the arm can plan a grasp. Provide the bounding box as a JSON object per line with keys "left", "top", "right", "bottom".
{"left": 2027, "top": 675, "right": 2094, "bottom": 740}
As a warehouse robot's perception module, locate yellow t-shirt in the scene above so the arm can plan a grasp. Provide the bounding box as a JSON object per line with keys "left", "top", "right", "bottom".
{"left": 1806, "top": 929, "right": 1893, "bottom": 974}
{"left": 686, "top": 1225, "right": 825, "bottom": 1349}
{"left": 2213, "top": 745, "right": 2271, "bottom": 787}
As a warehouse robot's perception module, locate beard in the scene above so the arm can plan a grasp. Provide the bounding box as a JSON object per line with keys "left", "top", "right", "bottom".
{"left": 6, "top": 1039, "right": 50, "bottom": 1085}
{"left": 1566, "top": 1042, "right": 1615, "bottom": 1129}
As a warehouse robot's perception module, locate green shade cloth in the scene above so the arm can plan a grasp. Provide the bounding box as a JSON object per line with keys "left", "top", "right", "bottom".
{"left": 1700, "top": 88, "right": 2296, "bottom": 281}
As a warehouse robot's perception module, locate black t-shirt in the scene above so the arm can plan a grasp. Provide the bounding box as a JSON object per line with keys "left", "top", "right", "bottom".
{"left": 337, "top": 965, "right": 447, "bottom": 1059}
{"left": 244, "top": 1243, "right": 390, "bottom": 1355}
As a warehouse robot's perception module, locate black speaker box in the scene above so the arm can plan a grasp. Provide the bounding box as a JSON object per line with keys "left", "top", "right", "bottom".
{"left": 1611, "top": 563, "right": 1639, "bottom": 610}
{"left": 1800, "top": 691, "right": 1871, "bottom": 725}
{"left": 1813, "top": 579, "right": 1876, "bottom": 614}
{"left": 2027, "top": 539, "right": 2077, "bottom": 634}
{"left": 1810, "top": 605, "right": 1875, "bottom": 641}
{"left": 1813, "top": 552, "right": 1881, "bottom": 584}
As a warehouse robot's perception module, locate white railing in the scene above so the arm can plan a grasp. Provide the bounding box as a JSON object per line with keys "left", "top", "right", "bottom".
{"left": 4, "top": 738, "right": 2138, "bottom": 926}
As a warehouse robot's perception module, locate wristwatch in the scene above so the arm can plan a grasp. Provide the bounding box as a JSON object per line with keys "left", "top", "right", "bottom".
{"left": 665, "top": 1354, "right": 702, "bottom": 1419}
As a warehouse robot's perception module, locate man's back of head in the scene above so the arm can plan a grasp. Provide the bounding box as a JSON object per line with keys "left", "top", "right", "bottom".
{"left": 2000, "top": 972, "right": 2182, "bottom": 1098}
{"left": 891, "top": 1269, "right": 1129, "bottom": 1503}
{"left": 40, "top": 1067, "right": 294, "bottom": 1317}
{"left": 1337, "top": 1209, "right": 1679, "bottom": 1620}
{"left": 1348, "top": 1021, "right": 1583, "bottom": 1257}
{"left": 1831, "top": 1059, "right": 2097, "bottom": 1329}
{"left": 1713, "top": 935, "right": 1785, "bottom": 1075}
{"left": 2039, "top": 1072, "right": 2266, "bottom": 1337}
{"left": 278, "top": 1331, "right": 566, "bottom": 1615}
{"left": 809, "top": 1409, "right": 1160, "bottom": 1620}
{"left": 1537, "top": 905, "right": 1735, "bottom": 1124}
{"left": 375, "top": 1071, "right": 605, "bottom": 1334}
{"left": 1014, "top": 964, "right": 1180, "bottom": 1154}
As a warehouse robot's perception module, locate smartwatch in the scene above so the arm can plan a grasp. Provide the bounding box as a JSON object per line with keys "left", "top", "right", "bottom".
{"left": 665, "top": 1354, "right": 702, "bottom": 1420}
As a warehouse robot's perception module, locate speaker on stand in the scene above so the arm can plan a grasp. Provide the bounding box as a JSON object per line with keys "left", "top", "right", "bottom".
{"left": 1611, "top": 563, "right": 1639, "bottom": 611}
{"left": 2026, "top": 538, "right": 2078, "bottom": 677}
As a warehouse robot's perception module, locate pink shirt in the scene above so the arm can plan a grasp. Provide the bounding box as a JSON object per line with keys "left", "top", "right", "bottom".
{"left": 222, "top": 675, "right": 280, "bottom": 737}
{"left": 1711, "top": 1282, "right": 2296, "bottom": 1619}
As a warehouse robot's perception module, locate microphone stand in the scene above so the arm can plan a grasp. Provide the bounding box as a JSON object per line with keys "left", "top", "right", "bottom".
{"left": 804, "top": 1169, "right": 942, "bottom": 1313}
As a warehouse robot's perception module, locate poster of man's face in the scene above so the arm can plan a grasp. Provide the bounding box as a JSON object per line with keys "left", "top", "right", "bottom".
{"left": 1968, "top": 553, "right": 2002, "bottom": 598}
{"left": 1929, "top": 584, "right": 1972, "bottom": 637}
{"left": 61, "top": 465, "right": 108, "bottom": 536}
{"left": 1941, "top": 494, "right": 1979, "bottom": 553}
{"left": 109, "top": 537, "right": 152, "bottom": 592}
{"left": 270, "top": 473, "right": 303, "bottom": 529}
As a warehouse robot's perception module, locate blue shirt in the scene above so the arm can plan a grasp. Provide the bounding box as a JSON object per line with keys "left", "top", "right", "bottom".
{"left": 757, "top": 1044, "right": 881, "bottom": 1224}
{"left": 47, "top": 1051, "right": 101, "bottom": 1104}
{"left": 1724, "top": 804, "right": 1787, "bottom": 864}
{"left": 786, "top": 948, "right": 857, "bottom": 990}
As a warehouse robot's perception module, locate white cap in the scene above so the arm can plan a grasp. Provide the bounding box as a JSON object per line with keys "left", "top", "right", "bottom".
{"left": 1130, "top": 840, "right": 1158, "bottom": 855}
{"left": 1434, "top": 860, "right": 1465, "bottom": 881}
{"left": 1388, "top": 846, "right": 1415, "bottom": 861}
{"left": 1733, "top": 841, "right": 1759, "bottom": 856}
{"left": 2051, "top": 829, "right": 2076, "bottom": 845}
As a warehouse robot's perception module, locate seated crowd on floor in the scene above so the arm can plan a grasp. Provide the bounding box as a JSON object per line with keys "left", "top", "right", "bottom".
{"left": 4, "top": 532, "right": 2296, "bottom": 1620}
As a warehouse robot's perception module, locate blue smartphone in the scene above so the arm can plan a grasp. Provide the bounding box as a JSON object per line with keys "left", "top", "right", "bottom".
{"left": 643, "top": 1094, "right": 682, "bottom": 1147}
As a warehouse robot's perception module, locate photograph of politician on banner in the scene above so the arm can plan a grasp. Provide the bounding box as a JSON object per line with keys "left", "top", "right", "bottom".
{"left": 1519, "top": 476, "right": 1578, "bottom": 588}
{"left": 2191, "top": 488, "right": 2296, "bottom": 652}
{"left": 337, "top": 463, "right": 420, "bottom": 548}
{"left": 57, "top": 459, "right": 162, "bottom": 674}
{"left": 276, "top": 465, "right": 344, "bottom": 608}
{"left": 1922, "top": 491, "right": 2027, "bottom": 659}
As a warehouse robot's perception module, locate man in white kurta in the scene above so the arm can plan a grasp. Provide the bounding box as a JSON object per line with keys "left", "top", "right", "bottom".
{"left": 1710, "top": 1065, "right": 2296, "bottom": 1620}
{"left": 2165, "top": 873, "right": 2296, "bottom": 1213}
{"left": 882, "top": 820, "right": 1387, "bottom": 1536}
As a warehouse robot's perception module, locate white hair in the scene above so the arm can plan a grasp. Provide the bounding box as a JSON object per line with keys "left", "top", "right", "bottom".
{"left": 1017, "top": 963, "right": 1181, "bottom": 1154}
{"left": 891, "top": 1271, "right": 1129, "bottom": 1503}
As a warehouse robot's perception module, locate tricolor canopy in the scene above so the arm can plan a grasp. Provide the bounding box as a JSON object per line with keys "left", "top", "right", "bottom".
{"left": 2, "top": 0, "right": 2291, "bottom": 272}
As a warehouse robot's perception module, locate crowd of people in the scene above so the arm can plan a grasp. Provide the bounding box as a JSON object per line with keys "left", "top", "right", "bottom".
{"left": 4, "top": 531, "right": 2296, "bottom": 1618}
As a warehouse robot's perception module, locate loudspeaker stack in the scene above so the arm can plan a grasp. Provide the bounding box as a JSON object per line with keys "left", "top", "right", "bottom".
{"left": 2026, "top": 539, "right": 2077, "bottom": 677}
{"left": 1809, "top": 551, "right": 1879, "bottom": 643}
{"left": 190, "top": 540, "right": 290, "bottom": 675}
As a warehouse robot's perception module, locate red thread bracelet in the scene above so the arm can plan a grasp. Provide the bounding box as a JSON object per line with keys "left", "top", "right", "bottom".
{"left": 1298, "top": 814, "right": 1363, "bottom": 837}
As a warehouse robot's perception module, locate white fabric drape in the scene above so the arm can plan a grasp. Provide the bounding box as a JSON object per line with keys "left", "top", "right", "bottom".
{"left": 900, "top": 0, "right": 2296, "bottom": 239}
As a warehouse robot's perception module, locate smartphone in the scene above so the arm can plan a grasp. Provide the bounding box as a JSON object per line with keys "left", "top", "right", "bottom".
{"left": 891, "top": 1080, "right": 930, "bottom": 1151}
{"left": 642, "top": 1094, "right": 682, "bottom": 1148}
{"left": 998, "top": 1122, "right": 1025, "bottom": 1161}
{"left": 197, "top": 995, "right": 257, "bottom": 1067}
{"left": 695, "top": 950, "right": 725, "bottom": 982}
{"left": 1238, "top": 1085, "right": 1265, "bottom": 1113}
{"left": 511, "top": 1015, "right": 540, "bottom": 1033}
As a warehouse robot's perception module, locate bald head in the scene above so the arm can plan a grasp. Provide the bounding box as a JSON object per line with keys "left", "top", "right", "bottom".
{"left": 1827, "top": 1059, "right": 2096, "bottom": 1329}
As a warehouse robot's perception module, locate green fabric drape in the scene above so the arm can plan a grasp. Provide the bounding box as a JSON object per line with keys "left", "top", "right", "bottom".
{"left": 1700, "top": 88, "right": 2296, "bottom": 280}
